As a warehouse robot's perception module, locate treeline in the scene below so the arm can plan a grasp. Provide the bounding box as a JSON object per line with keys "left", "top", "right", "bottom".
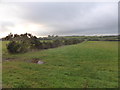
{"left": 87, "top": 36, "right": 119, "bottom": 41}
{"left": 64, "top": 35, "right": 119, "bottom": 41}
{"left": 38, "top": 35, "right": 59, "bottom": 40}
{"left": 5, "top": 33, "right": 84, "bottom": 54}
{"left": 3, "top": 33, "right": 119, "bottom": 41}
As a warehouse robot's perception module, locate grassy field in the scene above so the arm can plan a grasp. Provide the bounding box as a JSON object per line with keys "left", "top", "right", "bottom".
{"left": 2, "top": 41, "right": 118, "bottom": 88}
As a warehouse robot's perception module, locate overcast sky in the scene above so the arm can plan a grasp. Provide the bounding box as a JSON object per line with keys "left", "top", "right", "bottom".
{"left": 0, "top": 2, "right": 118, "bottom": 37}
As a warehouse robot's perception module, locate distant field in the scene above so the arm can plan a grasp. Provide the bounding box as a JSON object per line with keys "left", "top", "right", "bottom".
{"left": 2, "top": 41, "right": 118, "bottom": 88}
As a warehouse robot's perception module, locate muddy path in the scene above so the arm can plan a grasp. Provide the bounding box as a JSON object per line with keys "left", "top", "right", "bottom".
{"left": 2, "top": 57, "right": 45, "bottom": 64}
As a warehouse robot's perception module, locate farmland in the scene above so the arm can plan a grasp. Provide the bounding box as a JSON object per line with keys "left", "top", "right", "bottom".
{"left": 2, "top": 41, "right": 118, "bottom": 88}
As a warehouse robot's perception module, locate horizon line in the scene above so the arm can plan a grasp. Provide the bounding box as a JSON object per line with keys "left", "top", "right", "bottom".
{"left": 0, "top": 33, "right": 119, "bottom": 39}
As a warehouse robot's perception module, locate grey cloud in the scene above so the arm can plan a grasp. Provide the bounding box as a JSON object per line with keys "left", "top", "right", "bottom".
{"left": 6, "top": 2, "right": 118, "bottom": 36}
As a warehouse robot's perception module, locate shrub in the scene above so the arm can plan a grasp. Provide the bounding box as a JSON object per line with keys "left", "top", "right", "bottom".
{"left": 6, "top": 33, "right": 84, "bottom": 54}
{"left": 64, "top": 39, "right": 72, "bottom": 45}
{"left": 64, "top": 38, "right": 84, "bottom": 45}
{"left": 7, "top": 33, "right": 43, "bottom": 53}
{"left": 53, "top": 39, "right": 63, "bottom": 47}
{"left": 7, "top": 41, "right": 30, "bottom": 54}
{"left": 42, "top": 42, "right": 51, "bottom": 49}
{"left": 30, "top": 39, "right": 43, "bottom": 49}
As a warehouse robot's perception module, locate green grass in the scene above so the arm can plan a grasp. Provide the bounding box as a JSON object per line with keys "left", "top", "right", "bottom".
{"left": 2, "top": 41, "right": 118, "bottom": 88}
{"left": 2, "top": 41, "right": 9, "bottom": 55}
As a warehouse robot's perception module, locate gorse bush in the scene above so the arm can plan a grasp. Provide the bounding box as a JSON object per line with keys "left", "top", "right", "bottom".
{"left": 53, "top": 39, "right": 63, "bottom": 47}
{"left": 64, "top": 38, "right": 84, "bottom": 45}
{"left": 6, "top": 33, "right": 84, "bottom": 54}
{"left": 7, "top": 41, "right": 30, "bottom": 53}
{"left": 7, "top": 33, "right": 36, "bottom": 53}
